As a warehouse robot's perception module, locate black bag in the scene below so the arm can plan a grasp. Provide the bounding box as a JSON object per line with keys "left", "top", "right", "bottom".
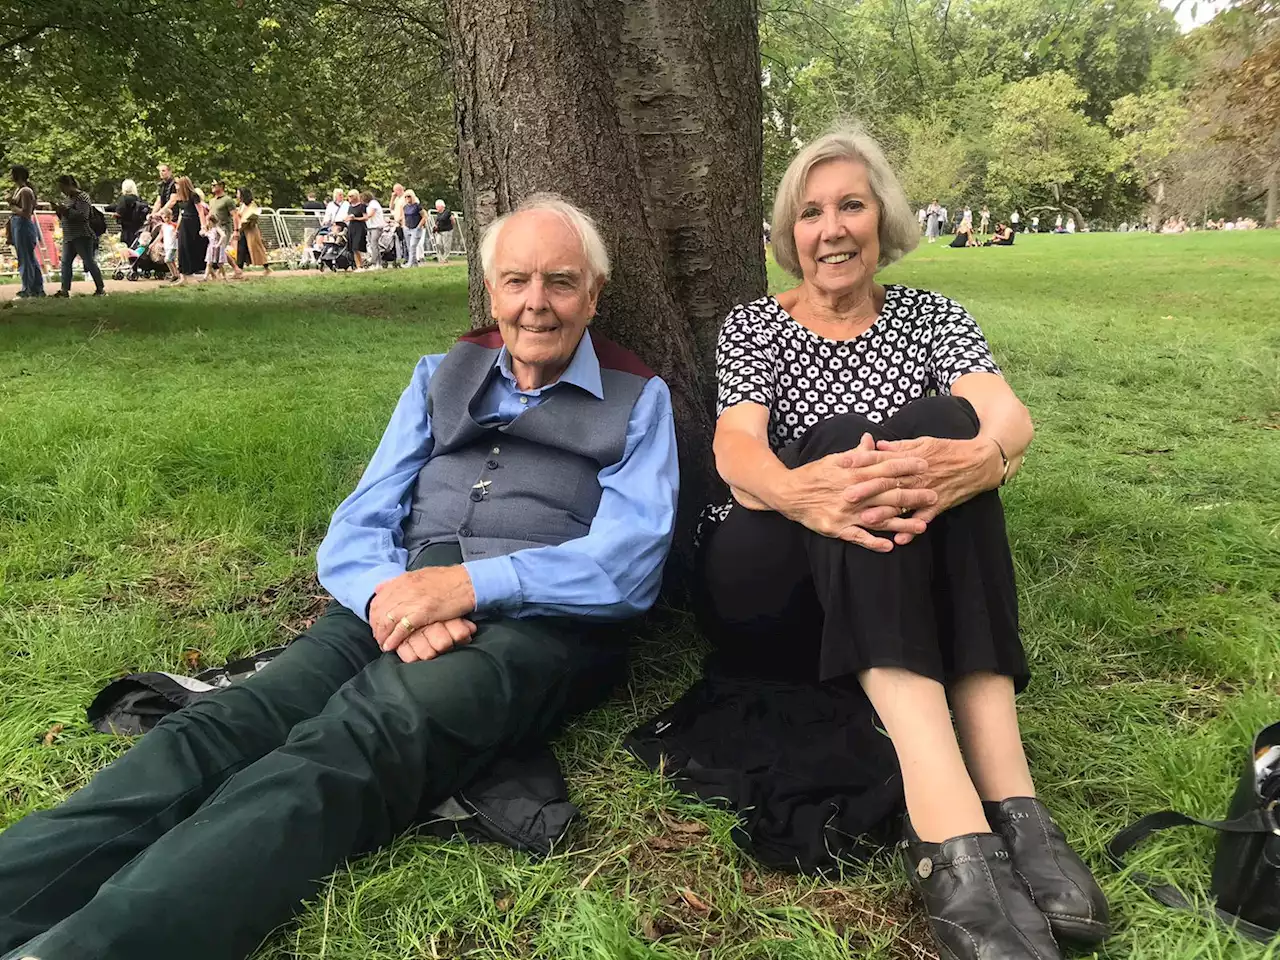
{"left": 1109, "top": 721, "right": 1280, "bottom": 942}
{"left": 88, "top": 204, "right": 108, "bottom": 237}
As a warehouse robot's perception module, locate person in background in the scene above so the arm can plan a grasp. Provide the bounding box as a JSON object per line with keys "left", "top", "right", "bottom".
{"left": 202, "top": 215, "right": 228, "bottom": 282}
{"left": 158, "top": 176, "right": 207, "bottom": 281}
{"left": 302, "top": 190, "right": 325, "bottom": 215}
{"left": 364, "top": 190, "right": 386, "bottom": 270}
{"left": 233, "top": 186, "right": 271, "bottom": 276}
{"left": 401, "top": 189, "right": 424, "bottom": 268}
{"left": 159, "top": 209, "right": 180, "bottom": 282}
{"left": 390, "top": 183, "right": 407, "bottom": 264}
{"left": 925, "top": 199, "right": 941, "bottom": 243}
{"left": 961, "top": 206, "right": 972, "bottom": 230}
{"left": 7, "top": 165, "right": 45, "bottom": 298}
{"left": 207, "top": 179, "right": 242, "bottom": 280}
{"left": 950, "top": 217, "right": 978, "bottom": 247}
{"left": 979, "top": 205, "right": 990, "bottom": 234}
{"left": 939, "top": 203, "right": 949, "bottom": 233}
{"left": 51, "top": 174, "right": 105, "bottom": 298}
{"left": 432, "top": 199, "right": 454, "bottom": 262}
{"left": 156, "top": 163, "right": 177, "bottom": 213}
{"left": 984, "top": 222, "right": 1016, "bottom": 246}
{"left": 345, "top": 189, "right": 368, "bottom": 270}
{"left": 1030, "top": 215, "right": 1040, "bottom": 233}
{"left": 107, "top": 179, "right": 150, "bottom": 248}
{"left": 1010, "top": 209, "right": 1021, "bottom": 233}
{"left": 324, "top": 187, "right": 349, "bottom": 228}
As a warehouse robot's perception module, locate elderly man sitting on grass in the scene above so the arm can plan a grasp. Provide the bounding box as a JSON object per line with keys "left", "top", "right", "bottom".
{"left": 0, "top": 194, "right": 679, "bottom": 960}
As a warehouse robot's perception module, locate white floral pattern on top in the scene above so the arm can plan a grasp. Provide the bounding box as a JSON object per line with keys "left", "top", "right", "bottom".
{"left": 702, "top": 284, "right": 1002, "bottom": 531}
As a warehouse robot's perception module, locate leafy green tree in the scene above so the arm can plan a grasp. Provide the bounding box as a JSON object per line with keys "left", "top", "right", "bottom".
{"left": 985, "top": 71, "right": 1118, "bottom": 226}
{"left": 1108, "top": 89, "right": 1189, "bottom": 227}
{"left": 891, "top": 113, "right": 974, "bottom": 208}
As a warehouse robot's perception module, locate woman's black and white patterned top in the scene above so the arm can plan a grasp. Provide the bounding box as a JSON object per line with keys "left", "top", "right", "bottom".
{"left": 703, "top": 284, "right": 1001, "bottom": 528}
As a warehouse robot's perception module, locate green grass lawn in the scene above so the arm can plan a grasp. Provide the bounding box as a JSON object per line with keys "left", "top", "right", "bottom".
{"left": 2, "top": 231, "right": 1279, "bottom": 959}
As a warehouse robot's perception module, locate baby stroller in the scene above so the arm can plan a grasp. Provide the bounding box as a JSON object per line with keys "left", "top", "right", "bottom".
{"left": 117, "top": 228, "right": 167, "bottom": 281}
{"left": 318, "top": 227, "right": 354, "bottom": 272}
{"left": 378, "top": 227, "right": 398, "bottom": 267}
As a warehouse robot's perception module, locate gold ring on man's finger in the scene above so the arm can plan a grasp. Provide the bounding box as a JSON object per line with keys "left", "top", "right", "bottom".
{"left": 398, "top": 615, "right": 414, "bottom": 631}
{"left": 900, "top": 507, "right": 911, "bottom": 517}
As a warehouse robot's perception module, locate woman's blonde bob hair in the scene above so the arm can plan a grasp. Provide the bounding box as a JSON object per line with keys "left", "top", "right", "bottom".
{"left": 772, "top": 125, "right": 919, "bottom": 277}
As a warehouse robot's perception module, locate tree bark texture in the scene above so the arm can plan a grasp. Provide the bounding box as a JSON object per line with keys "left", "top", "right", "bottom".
{"left": 443, "top": 0, "right": 766, "bottom": 564}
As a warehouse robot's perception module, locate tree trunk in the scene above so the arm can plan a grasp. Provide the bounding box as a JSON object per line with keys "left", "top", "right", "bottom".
{"left": 443, "top": 0, "right": 766, "bottom": 567}
{"left": 1266, "top": 166, "right": 1278, "bottom": 227}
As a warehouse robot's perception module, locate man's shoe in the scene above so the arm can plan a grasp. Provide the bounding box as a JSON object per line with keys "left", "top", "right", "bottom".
{"left": 985, "top": 797, "right": 1110, "bottom": 947}
{"left": 903, "top": 819, "right": 1061, "bottom": 960}
{"left": 93, "top": 288, "right": 107, "bottom": 296}
{"left": 52, "top": 290, "right": 69, "bottom": 298}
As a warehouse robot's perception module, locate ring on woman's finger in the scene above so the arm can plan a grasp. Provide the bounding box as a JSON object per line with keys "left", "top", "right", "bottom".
{"left": 900, "top": 506, "right": 911, "bottom": 517}
{"left": 398, "top": 615, "right": 414, "bottom": 631}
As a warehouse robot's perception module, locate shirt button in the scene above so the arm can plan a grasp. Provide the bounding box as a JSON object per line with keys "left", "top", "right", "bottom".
{"left": 486, "top": 459, "right": 499, "bottom": 470}
{"left": 458, "top": 526, "right": 472, "bottom": 537}
{"left": 491, "top": 446, "right": 500, "bottom": 455}
{"left": 519, "top": 396, "right": 529, "bottom": 404}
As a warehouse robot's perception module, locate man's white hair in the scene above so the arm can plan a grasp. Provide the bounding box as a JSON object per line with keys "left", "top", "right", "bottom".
{"left": 479, "top": 193, "right": 611, "bottom": 287}
{"left": 121, "top": 179, "right": 138, "bottom": 196}
{"left": 434, "top": 198, "right": 446, "bottom": 209}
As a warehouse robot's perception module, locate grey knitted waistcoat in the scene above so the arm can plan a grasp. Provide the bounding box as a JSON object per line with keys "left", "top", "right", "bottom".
{"left": 401, "top": 326, "right": 655, "bottom": 564}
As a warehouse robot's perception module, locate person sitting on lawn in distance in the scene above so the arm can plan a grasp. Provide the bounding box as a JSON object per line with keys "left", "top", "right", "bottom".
{"left": 0, "top": 193, "right": 679, "bottom": 960}
{"left": 699, "top": 125, "right": 1107, "bottom": 960}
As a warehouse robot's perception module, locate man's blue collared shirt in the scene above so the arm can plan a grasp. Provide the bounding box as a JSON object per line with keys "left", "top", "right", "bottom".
{"left": 316, "top": 331, "right": 679, "bottom": 623}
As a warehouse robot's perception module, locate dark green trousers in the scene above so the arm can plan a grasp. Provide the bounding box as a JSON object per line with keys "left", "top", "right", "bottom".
{"left": 0, "top": 545, "right": 624, "bottom": 960}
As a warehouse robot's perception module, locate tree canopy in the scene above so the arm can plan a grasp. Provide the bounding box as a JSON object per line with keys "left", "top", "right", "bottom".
{"left": 1, "top": 0, "right": 1274, "bottom": 224}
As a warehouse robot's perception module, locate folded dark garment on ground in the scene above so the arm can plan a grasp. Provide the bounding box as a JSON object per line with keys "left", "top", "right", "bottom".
{"left": 625, "top": 661, "right": 905, "bottom": 874}
{"left": 86, "top": 651, "right": 578, "bottom": 858}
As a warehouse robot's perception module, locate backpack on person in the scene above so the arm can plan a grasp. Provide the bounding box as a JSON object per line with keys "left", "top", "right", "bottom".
{"left": 88, "top": 205, "right": 108, "bottom": 237}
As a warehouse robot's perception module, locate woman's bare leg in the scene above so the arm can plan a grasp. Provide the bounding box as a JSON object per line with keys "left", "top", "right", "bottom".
{"left": 859, "top": 666, "right": 989, "bottom": 842}
{"left": 950, "top": 672, "right": 1036, "bottom": 802}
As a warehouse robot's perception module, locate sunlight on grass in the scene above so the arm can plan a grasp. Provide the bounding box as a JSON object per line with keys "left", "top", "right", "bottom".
{"left": 2, "top": 233, "right": 1278, "bottom": 958}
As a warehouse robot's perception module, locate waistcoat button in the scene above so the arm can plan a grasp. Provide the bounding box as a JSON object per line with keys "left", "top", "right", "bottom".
{"left": 469, "top": 489, "right": 484, "bottom": 502}
{"left": 486, "top": 459, "right": 499, "bottom": 470}
{"left": 458, "top": 526, "right": 472, "bottom": 537}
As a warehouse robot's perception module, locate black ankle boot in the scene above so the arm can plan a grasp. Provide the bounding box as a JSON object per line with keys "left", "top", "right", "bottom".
{"left": 985, "top": 797, "right": 1110, "bottom": 946}
{"left": 903, "top": 819, "right": 1061, "bottom": 960}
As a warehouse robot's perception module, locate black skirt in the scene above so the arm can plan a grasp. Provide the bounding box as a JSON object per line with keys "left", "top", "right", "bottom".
{"left": 698, "top": 396, "right": 1028, "bottom": 690}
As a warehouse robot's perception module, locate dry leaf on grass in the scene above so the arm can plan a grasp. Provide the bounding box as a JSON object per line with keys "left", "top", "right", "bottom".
{"left": 678, "top": 887, "right": 713, "bottom": 915}
{"left": 42, "top": 723, "right": 64, "bottom": 747}
{"left": 183, "top": 649, "right": 203, "bottom": 671}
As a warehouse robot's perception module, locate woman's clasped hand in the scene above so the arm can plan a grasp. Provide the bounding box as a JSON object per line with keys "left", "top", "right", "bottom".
{"left": 746, "top": 431, "right": 935, "bottom": 551}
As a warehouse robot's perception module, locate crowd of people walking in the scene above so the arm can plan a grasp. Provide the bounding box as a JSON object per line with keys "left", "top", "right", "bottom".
{"left": 307, "top": 184, "right": 456, "bottom": 271}
{"left": 5, "top": 163, "right": 459, "bottom": 298}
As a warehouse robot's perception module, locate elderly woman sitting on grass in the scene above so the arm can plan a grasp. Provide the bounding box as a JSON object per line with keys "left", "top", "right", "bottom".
{"left": 698, "top": 126, "right": 1108, "bottom": 960}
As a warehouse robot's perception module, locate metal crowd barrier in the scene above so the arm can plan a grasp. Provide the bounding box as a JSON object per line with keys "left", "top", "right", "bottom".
{"left": 2, "top": 204, "right": 468, "bottom": 278}
{"left": 270, "top": 208, "right": 467, "bottom": 266}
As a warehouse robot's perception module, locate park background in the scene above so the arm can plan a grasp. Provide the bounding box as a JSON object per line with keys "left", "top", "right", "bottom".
{"left": 2, "top": 1, "right": 1280, "bottom": 959}
{"left": 0, "top": 0, "right": 1277, "bottom": 228}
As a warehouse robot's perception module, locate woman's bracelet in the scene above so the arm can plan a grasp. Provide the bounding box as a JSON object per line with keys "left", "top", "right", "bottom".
{"left": 989, "top": 437, "right": 1010, "bottom": 486}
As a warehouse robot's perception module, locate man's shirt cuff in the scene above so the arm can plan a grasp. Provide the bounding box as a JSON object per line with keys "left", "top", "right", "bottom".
{"left": 463, "top": 556, "right": 523, "bottom": 616}
{"left": 343, "top": 562, "right": 409, "bottom": 624}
